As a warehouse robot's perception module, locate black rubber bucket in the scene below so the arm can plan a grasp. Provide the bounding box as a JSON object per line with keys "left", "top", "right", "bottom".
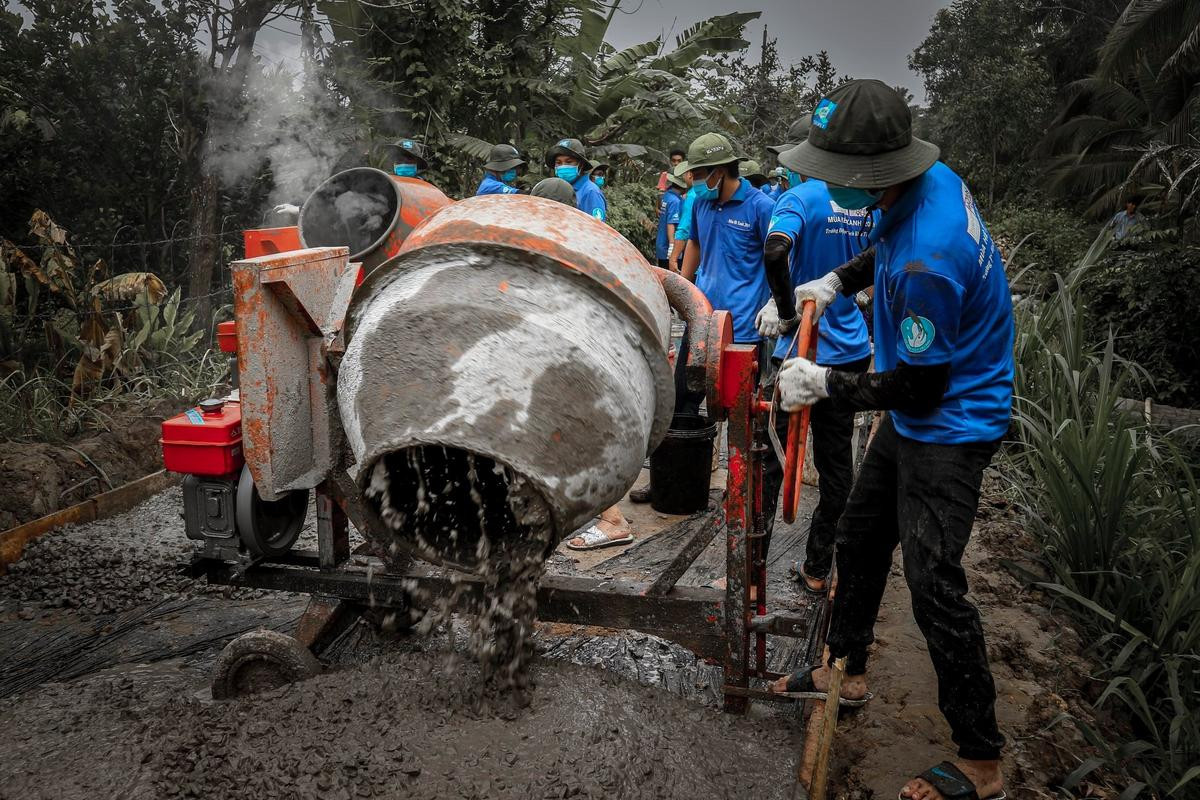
{"left": 649, "top": 413, "right": 718, "bottom": 515}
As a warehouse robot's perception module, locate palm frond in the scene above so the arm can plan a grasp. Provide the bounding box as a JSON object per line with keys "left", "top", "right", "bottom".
{"left": 1098, "top": 0, "right": 1195, "bottom": 79}
{"left": 600, "top": 39, "right": 660, "bottom": 78}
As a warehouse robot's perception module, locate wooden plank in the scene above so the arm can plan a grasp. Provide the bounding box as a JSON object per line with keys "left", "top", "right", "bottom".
{"left": 646, "top": 512, "right": 723, "bottom": 596}
{"left": 0, "top": 469, "right": 178, "bottom": 571}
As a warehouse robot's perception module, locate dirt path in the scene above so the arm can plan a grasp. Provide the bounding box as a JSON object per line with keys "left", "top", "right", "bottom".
{"left": 831, "top": 474, "right": 1100, "bottom": 798}
{"left": 0, "top": 466, "right": 1109, "bottom": 798}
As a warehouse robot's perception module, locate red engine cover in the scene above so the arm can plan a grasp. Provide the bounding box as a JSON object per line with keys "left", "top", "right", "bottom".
{"left": 161, "top": 399, "right": 244, "bottom": 477}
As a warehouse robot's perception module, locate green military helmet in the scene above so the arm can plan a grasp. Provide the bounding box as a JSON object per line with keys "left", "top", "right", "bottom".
{"left": 544, "top": 137, "right": 593, "bottom": 171}
{"left": 383, "top": 138, "right": 430, "bottom": 170}
{"left": 767, "top": 117, "right": 812, "bottom": 155}
{"left": 686, "top": 133, "right": 744, "bottom": 170}
{"left": 531, "top": 177, "right": 578, "bottom": 207}
{"left": 738, "top": 159, "right": 767, "bottom": 180}
{"left": 781, "top": 79, "right": 940, "bottom": 188}
{"left": 483, "top": 143, "right": 526, "bottom": 171}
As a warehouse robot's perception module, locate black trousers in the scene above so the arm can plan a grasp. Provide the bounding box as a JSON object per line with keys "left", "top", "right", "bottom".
{"left": 760, "top": 355, "right": 871, "bottom": 567}
{"left": 828, "top": 414, "right": 1005, "bottom": 760}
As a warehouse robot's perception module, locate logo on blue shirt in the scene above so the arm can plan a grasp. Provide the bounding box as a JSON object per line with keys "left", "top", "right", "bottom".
{"left": 813, "top": 99, "right": 837, "bottom": 129}
{"left": 901, "top": 315, "right": 935, "bottom": 353}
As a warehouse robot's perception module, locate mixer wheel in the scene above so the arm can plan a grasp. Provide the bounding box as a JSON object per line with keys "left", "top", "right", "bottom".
{"left": 235, "top": 464, "right": 308, "bottom": 557}
{"left": 211, "top": 629, "right": 321, "bottom": 700}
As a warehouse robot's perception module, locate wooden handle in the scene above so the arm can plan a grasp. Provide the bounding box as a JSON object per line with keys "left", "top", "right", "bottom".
{"left": 781, "top": 300, "right": 817, "bottom": 524}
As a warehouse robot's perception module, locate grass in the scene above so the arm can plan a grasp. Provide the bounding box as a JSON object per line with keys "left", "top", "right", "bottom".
{"left": 1004, "top": 233, "right": 1200, "bottom": 798}
{"left": 0, "top": 349, "right": 228, "bottom": 444}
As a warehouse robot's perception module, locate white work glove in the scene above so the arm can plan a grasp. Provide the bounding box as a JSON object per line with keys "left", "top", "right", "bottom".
{"left": 855, "top": 290, "right": 872, "bottom": 311}
{"left": 793, "top": 272, "right": 843, "bottom": 319}
{"left": 754, "top": 298, "right": 800, "bottom": 337}
{"left": 273, "top": 203, "right": 300, "bottom": 217}
{"left": 777, "top": 356, "right": 830, "bottom": 411}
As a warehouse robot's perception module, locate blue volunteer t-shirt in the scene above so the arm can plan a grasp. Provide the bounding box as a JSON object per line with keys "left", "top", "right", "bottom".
{"left": 572, "top": 174, "right": 607, "bottom": 222}
{"left": 692, "top": 177, "right": 775, "bottom": 344}
{"left": 768, "top": 179, "right": 872, "bottom": 366}
{"left": 675, "top": 187, "right": 698, "bottom": 242}
{"left": 656, "top": 189, "right": 683, "bottom": 259}
{"left": 476, "top": 174, "right": 519, "bottom": 196}
{"left": 870, "top": 161, "right": 1014, "bottom": 445}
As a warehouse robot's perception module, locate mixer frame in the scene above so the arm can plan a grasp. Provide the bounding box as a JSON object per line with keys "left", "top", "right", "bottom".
{"left": 191, "top": 340, "right": 829, "bottom": 712}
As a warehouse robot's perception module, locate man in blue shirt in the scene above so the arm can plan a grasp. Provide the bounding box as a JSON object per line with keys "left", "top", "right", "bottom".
{"left": 476, "top": 143, "right": 525, "bottom": 196}
{"left": 544, "top": 137, "right": 607, "bottom": 222}
{"left": 751, "top": 117, "right": 874, "bottom": 595}
{"left": 770, "top": 80, "right": 1012, "bottom": 800}
{"left": 680, "top": 133, "right": 775, "bottom": 347}
{"left": 656, "top": 170, "right": 686, "bottom": 269}
{"left": 667, "top": 162, "right": 695, "bottom": 272}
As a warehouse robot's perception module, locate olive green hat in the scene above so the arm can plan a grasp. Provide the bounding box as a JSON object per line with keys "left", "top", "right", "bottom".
{"left": 665, "top": 169, "right": 688, "bottom": 190}
{"left": 531, "top": 177, "right": 578, "bottom": 207}
{"left": 383, "top": 138, "right": 430, "bottom": 170}
{"left": 766, "top": 117, "right": 812, "bottom": 155}
{"left": 483, "top": 143, "right": 526, "bottom": 171}
{"left": 686, "top": 132, "right": 745, "bottom": 170}
{"left": 780, "top": 79, "right": 940, "bottom": 188}
{"left": 738, "top": 159, "right": 767, "bottom": 180}
{"left": 672, "top": 160, "right": 690, "bottom": 177}
{"left": 544, "top": 137, "right": 593, "bottom": 171}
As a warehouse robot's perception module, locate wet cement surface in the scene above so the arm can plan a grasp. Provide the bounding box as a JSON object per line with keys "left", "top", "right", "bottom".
{"left": 0, "top": 476, "right": 820, "bottom": 798}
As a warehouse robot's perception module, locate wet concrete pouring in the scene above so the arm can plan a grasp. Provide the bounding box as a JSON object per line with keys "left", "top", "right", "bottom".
{"left": 0, "top": 470, "right": 819, "bottom": 799}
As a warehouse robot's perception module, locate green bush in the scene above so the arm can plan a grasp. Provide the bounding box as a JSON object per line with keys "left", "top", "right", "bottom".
{"left": 1079, "top": 242, "right": 1200, "bottom": 406}
{"left": 1005, "top": 234, "right": 1200, "bottom": 798}
{"left": 604, "top": 182, "right": 660, "bottom": 262}
{"left": 986, "top": 197, "right": 1095, "bottom": 294}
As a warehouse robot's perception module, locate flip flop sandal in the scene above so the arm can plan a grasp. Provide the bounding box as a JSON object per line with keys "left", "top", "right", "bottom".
{"left": 565, "top": 525, "right": 634, "bottom": 551}
{"left": 769, "top": 665, "right": 873, "bottom": 708}
{"left": 898, "top": 761, "right": 1007, "bottom": 800}
{"left": 794, "top": 563, "right": 829, "bottom": 596}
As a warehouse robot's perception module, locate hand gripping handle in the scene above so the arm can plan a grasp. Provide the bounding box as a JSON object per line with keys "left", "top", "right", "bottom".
{"left": 781, "top": 299, "right": 817, "bottom": 525}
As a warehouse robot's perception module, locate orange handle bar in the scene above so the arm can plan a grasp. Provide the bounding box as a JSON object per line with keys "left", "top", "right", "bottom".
{"left": 781, "top": 300, "right": 817, "bottom": 525}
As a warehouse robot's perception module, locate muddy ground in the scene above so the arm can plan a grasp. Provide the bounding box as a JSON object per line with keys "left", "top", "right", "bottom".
{"left": 0, "top": 399, "right": 177, "bottom": 529}
{"left": 0, "top": 466, "right": 1113, "bottom": 798}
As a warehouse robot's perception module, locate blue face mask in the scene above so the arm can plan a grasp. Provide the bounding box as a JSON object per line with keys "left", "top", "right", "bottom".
{"left": 828, "top": 186, "right": 883, "bottom": 210}
{"left": 594, "top": 176, "right": 606, "bottom": 187}
{"left": 499, "top": 168, "right": 517, "bottom": 184}
{"left": 693, "top": 173, "right": 722, "bottom": 202}
{"left": 554, "top": 165, "right": 580, "bottom": 183}
{"left": 393, "top": 164, "right": 418, "bottom": 178}
{"left": 786, "top": 170, "right": 803, "bottom": 188}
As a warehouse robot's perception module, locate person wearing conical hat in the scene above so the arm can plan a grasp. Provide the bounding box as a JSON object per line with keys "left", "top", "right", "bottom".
{"left": 769, "top": 79, "right": 1013, "bottom": 800}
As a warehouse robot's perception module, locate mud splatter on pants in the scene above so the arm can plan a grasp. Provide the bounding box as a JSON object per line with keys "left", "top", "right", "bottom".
{"left": 827, "top": 413, "right": 1006, "bottom": 761}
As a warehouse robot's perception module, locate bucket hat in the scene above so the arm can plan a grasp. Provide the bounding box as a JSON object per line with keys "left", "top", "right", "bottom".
{"left": 544, "top": 138, "right": 593, "bottom": 171}
{"left": 766, "top": 117, "right": 812, "bottom": 155}
{"left": 778, "top": 79, "right": 939, "bottom": 188}
{"left": 531, "top": 177, "right": 578, "bottom": 207}
{"left": 738, "top": 159, "right": 767, "bottom": 180}
{"left": 686, "top": 133, "right": 745, "bottom": 171}
{"left": 483, "top": 143, "right": 526, "bottom": 171}
{"left": 384, "top": 138, "right": 430, "bottom": 170}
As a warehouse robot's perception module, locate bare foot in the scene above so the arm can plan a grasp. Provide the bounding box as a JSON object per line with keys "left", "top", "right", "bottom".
{"left": 767, "top": 663, "right": 869, "bottom": 702}
{"left": 899, "top": 760, "right": 1003, "bottom": 799}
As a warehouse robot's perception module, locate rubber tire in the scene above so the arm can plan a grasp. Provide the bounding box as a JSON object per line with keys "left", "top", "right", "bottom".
{"left": 235, "top": 464, "right": 308, "bottom": 557}
{"left": 211, "top": 629, "right": 322, "bottom": 700}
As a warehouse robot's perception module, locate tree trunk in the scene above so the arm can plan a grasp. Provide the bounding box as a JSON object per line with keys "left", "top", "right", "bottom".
{"left": 185, "top": 172, "right": 220, "bottom": 328}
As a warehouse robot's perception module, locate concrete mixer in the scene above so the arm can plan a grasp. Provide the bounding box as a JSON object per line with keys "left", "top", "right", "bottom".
{"left": 169, "top": 169, "right": 824, "bottom": 712}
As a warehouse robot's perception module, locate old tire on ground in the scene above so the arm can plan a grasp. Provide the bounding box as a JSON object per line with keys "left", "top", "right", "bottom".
{"left": 211, "top": 629, "right": 322, "bottom": 700}
{"left": 235, "top": 464, "right": 308, "bottom": 557}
